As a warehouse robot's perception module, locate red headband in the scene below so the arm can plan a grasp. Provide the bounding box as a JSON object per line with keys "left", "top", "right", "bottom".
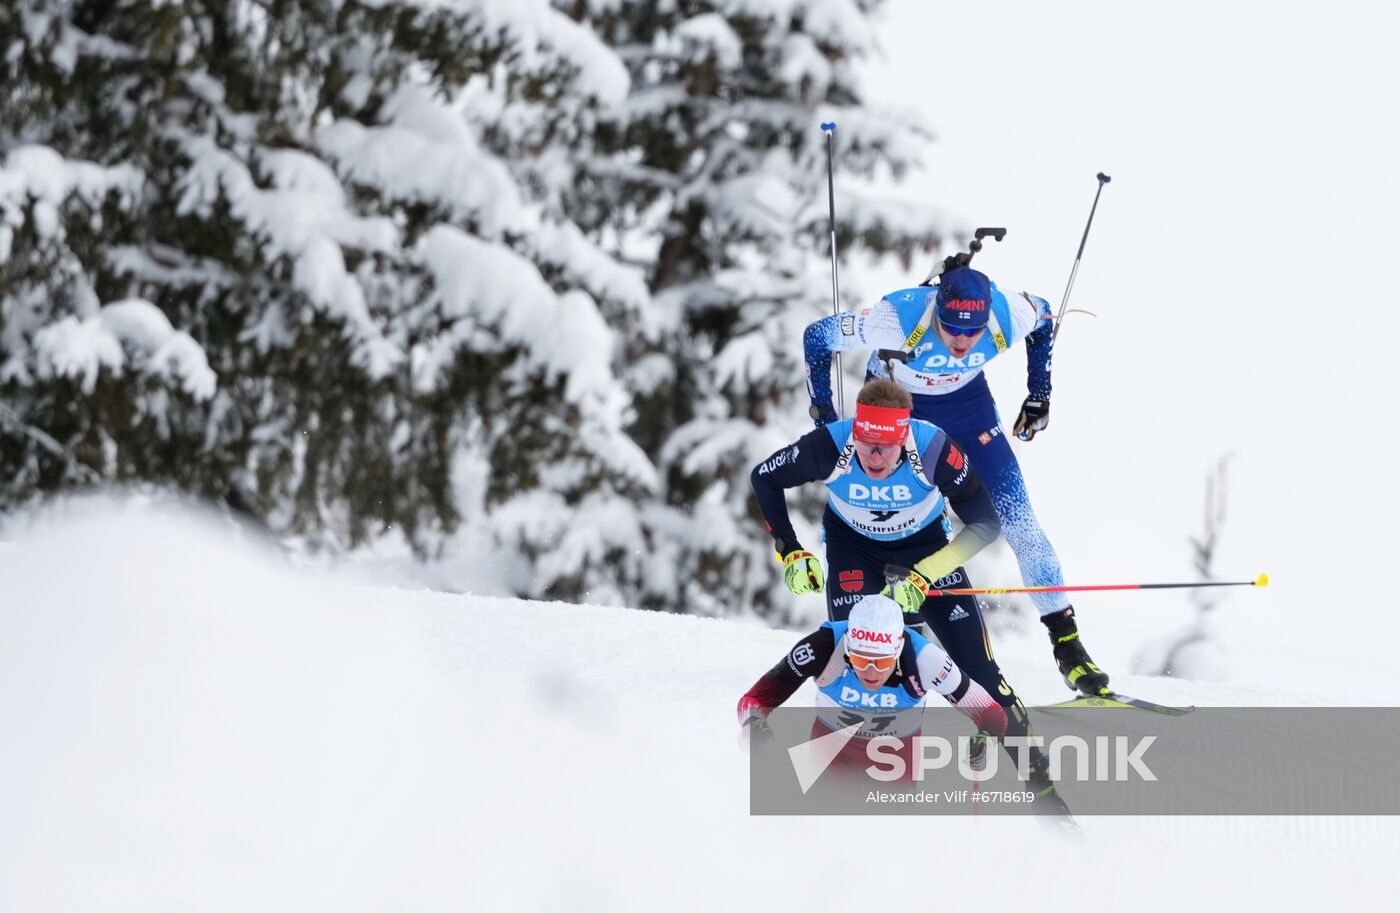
{"left": 852, "top": 402, "right": 910, "bottom": 444}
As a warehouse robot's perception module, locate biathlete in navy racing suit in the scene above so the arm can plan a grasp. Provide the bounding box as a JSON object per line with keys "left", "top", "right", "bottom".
{"left": 748, "top": 379, "right": 1070, "bottom": 812}
{"left": 802, "top": 266, "right": 1110, "bottom": 697}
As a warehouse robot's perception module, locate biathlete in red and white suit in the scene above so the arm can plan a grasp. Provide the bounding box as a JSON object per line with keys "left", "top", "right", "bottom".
{"left": 737, "top": 594, "right": 1006, "bottom": 777}
{"left": 736, "top": 594, "right": 1070, "bottom": 815}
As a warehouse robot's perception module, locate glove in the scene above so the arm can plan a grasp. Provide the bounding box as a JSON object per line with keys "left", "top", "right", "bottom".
{"left": 738, "top": 698, "right": 774, "bottom": 751}
{"left": 739, "top": 714, "right": 774, "bottom": 752}
{"left": 781, "top": 550, "right": 825, "bottom": 595}
{"left": 1013, "top": 396, "right": 1050, "bottom": 441}
{"left": 809, "top": 403, "right": 838, "bottom": 427}
{"left": 967, "top": 731, "right": 989, "bottom": 772}
{"left": 881, "top": 564, "right": 931, "bottom": 613}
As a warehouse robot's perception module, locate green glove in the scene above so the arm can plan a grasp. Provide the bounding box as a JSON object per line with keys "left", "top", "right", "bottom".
{"left": 781, "top": 549, "right": 825, "bottom": 595}
{"left": 967, "top": 731, "right": 989, "bottom": 772}
{"left": 881, "top": 564, "right": 931, "bottom": 613}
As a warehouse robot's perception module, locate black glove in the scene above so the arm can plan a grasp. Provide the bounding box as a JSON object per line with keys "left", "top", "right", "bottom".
{"left": 1013, "top": 397, "right": 1049, "bottom": 441}
{"left": 809, "top": 403, "right": 838, "bottom": 427}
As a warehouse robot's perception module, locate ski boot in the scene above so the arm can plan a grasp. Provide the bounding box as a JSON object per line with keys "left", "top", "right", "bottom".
{"left": 1042, "top": 607, "right": 1110, "bottom": 697}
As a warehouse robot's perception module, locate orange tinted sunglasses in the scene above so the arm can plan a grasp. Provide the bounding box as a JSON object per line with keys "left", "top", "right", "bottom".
{"left": 847, "top": 652, "right": 897, "bottom": 673}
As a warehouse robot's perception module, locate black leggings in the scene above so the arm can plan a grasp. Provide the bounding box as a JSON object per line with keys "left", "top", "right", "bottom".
{"left": 822, "top": 517, "right": 1032, "bottom": 737}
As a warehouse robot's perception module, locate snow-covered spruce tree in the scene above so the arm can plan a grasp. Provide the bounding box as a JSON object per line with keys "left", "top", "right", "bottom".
{"left": 552, "top": 0, "right": 947, "bottom": 617}
{"left": 1, "top": 2, "right": 651, "bottom": 561}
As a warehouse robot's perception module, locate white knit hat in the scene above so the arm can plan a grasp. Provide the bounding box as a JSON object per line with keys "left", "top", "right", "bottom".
{"left": 845, "top": 594, "right": 905, "bottom": 658}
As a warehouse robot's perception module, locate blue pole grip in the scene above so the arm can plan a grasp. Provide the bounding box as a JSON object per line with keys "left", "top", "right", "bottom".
{"left": 820, "top": 122, "right": 837, "bottom": 133}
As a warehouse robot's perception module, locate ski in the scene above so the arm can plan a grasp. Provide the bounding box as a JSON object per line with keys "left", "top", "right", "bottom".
{"left": 1038, "top": 691, "right": 1195, "bottom": 716}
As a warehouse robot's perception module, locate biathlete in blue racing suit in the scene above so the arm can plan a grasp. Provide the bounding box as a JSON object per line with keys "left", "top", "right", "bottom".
{"left": 801, "top": 267, "right": 1109, "bottom": 696}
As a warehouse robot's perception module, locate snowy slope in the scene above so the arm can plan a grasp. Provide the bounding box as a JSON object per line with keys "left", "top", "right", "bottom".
{"left": 1, "top": 499, "right": 1396, "bottom": 913}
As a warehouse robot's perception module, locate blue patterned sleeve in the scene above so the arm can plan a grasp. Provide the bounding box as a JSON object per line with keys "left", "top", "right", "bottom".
{"left": 1023, "top": 294, "right": 1054, "bottom": 400}
{"left": 802, "top": 316, "right": 841, "bottom": 411}
{"left": 803, "top": 302, "right": 908, "bottom": 411}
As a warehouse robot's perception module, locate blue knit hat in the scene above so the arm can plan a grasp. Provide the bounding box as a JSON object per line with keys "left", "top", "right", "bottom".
{"left": 935, "top": 268, "right": 992, "bottom": 330}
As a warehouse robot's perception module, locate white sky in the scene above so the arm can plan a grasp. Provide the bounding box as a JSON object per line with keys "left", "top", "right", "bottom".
{"left": 851, "top": 0, "right": 1400, "bottom": 671}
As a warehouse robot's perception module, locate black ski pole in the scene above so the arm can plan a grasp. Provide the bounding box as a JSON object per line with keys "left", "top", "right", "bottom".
{"left": 1052, "top": 173, "right": 1111, "bottom": 343}
{"left": 821, "top": 121, "right": 844, "bottom": 417}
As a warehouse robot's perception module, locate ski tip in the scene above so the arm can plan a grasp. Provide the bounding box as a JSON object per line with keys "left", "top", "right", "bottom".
{"left": 1255, "top": 573, "right": 1269, "bottom": 587}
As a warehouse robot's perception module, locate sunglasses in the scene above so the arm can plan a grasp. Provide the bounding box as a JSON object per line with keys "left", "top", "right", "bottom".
{"left": 851, "top": 437, "right": 898, "bottom": 450}
{"left": 847, "top": 651, "right": 897, "bottom": 673}
{"left": 939, "top": 321, "right": 985, "bottom": 338}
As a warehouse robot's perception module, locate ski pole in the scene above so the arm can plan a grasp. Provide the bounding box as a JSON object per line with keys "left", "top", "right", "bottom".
{"left": 1052, "top": 172, "right": 1111, "bottom": 344}
{"left": 821, "top": 121, "right": 844, "bottom": 417}
{"left": 926, "top": 574, "right": 1269, "bottom": 598}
